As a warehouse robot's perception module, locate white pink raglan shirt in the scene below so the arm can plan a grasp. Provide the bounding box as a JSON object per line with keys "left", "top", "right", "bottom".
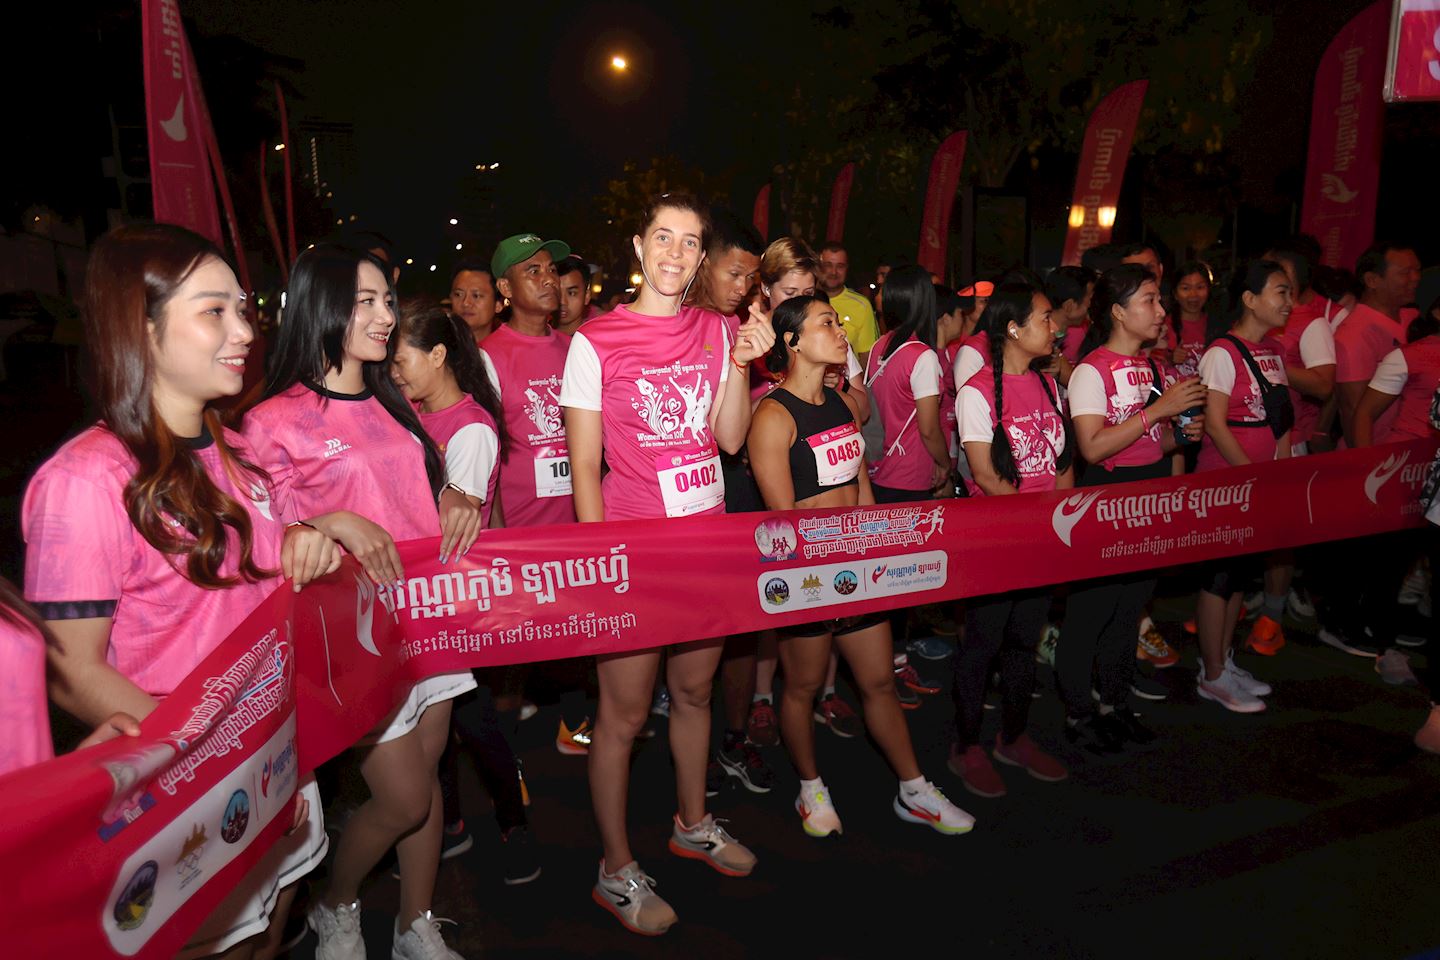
{"left": 959, "top": 369, "right": 1066, "bottom": 496}
{"left": 1270, "top": 297, "right": 1337, "bottom": 443}
{"left": 560, "top": 303, "right": 731, "bottom": 521}
{"left": 477, "top": 324, "right": 577, "bottom": 527}
{"left": 419, "top": 397, "right": 501, "bottom": 527}
{"left": 1368, "top": 337, "right": 1440, "bottom": 443}
{"left": 865, "top": 331, "right": 944, "bottom": 491}
{"left": 1068, "top": 347, "right": 1177, "bottom": 470}
{"left": 23, "top": 425, "right": 284, "bottom": 697}
{"left": 1197, "top": 335, "right": 1289, "bottom": 470}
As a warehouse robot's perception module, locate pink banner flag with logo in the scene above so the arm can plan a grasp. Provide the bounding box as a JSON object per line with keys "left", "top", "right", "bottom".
{"left": 180, "top": 34, "right": 251, "bottom": 292}
{"left": 916, "top": 132, "right": 967, "bottom": 277}
{"left": 1385, "top": 0, "right": 1440, "bottom": 101}
{"left": 1300, "top": 0, "right": 1388, "bottom": 268}
{"left": 142, "top": 0, "right": 222, "bottom": 245}
{"left": 752, "top": 183, "right": 771, "bottom": 240}
{"left": 1060, "top": 80, "right": 1148, "bottom": 267}
{"left": 0, "top": 438, "right": 1431, "bottom": 958}
{"left": 826, "top": 162, "right": 856, "bottom": 243}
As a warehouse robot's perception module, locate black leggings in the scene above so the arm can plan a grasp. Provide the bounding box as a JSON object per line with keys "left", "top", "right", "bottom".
{"left": 1056, "top": 459, "right": 1169, "bottom": 717}
{"left": 439, "top": 681, "right": 527, "bottom": 834}
{"left": 952, "top": 590, "right": 1050, "bottom": 747}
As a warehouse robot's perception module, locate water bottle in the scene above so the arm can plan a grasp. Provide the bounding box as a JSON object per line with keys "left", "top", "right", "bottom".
{"left": 1175, "top": 404, "right": 1204, "bottom": 444}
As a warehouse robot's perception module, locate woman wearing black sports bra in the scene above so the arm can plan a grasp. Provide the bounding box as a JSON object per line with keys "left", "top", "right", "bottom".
{"left": 747, "top": 295, "right": 973, "bottom": 840}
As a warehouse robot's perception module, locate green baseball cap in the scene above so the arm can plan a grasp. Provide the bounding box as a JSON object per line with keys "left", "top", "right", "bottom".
{"left": 491, "top": 233, "right": 571, "bottom": 279}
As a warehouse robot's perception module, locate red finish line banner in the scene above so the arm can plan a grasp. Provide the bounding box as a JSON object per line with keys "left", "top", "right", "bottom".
{"left": 0, "top": 440, "right": 1431, "bottom": 958}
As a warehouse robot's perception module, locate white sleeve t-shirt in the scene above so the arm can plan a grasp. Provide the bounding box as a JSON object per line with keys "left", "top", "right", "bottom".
{"left": 1369, "top": 348, "right": 1408, "bottom": 395}
{"left": 958, "top": 384, "right": 994, "bottom": 444}
{"left": 911, "top": 350, "right": 942, "bottom": 399}
{"left": 444, "top": 421, "right": 501, "bottom": 501}
{"left": 1299, "top": 320, "right": 1337, "bottom": 368}
{"left": 1066, "top": 363, "right": 1107, "bottom": 418}
{"left": 1198, "top": 346, "right": 1239, "bottom": 396}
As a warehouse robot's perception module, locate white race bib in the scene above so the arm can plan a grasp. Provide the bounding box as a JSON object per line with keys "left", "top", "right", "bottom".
{"left": 533, "top": 454, "right": 572, "bottom": 498}
{"left": 807, "top": 423, "right": 864, "bottom": 487}
{"left": 655, "top": 446, "right": 723, "bottom": 517}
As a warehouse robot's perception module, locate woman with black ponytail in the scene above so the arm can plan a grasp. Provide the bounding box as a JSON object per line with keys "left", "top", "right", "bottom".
{"left": 747, "top": 295, "right": 974, "bottom": 840}
{"left": 1059, "top": 265, "right": 1207, "bottom": 755}
{"left": 948, "top": 284, "right": 1072, "bottom": 796}
{"left": 243, "top": 245, "right": 482, "bottom": 957}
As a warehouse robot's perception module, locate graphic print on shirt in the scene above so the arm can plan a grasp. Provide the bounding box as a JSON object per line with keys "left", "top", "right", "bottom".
{"left": 1242, "top": 353, "right": 1286, "bottom": 421}
{"left": 524, "top": 379, "right": 564, "bottom": 439}
{"left": 1006, "top": 412, "right": 1065, "bottom": 479}
{"left": 632, "top": 370, "right": 714, "bottom": 448}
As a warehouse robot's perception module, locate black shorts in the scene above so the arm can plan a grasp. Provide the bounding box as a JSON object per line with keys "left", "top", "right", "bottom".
{"left": 779, "top": 610, "right": 887, "bottom": 639}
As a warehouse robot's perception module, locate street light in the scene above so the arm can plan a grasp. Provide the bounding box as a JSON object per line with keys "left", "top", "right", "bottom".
{"left": 449, "top": 217, "right": 459, "bottom": 225}
{"left": 611, "top": 55, "right": 628, "bottom": 71}
{"left": 1067, "top": 206, "right": 1086, "bottom": 229}
{"left": 1097, "top": 206, "right": 1117, "bottom": 229}
{"left": 455, "top": 243, "right": 463, "bottom": 251}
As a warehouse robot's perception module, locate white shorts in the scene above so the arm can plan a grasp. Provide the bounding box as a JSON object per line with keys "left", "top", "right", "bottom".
{"left": 178, "top": 776, "right": 328, "bottom": 959}
{"left": 364, "top": 671, "right": 478, "bottom": 746}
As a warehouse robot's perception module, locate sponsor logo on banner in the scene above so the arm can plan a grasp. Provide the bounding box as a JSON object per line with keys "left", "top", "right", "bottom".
{"left": 220, "top": 790, "right": 250, "bottom": 844}
{"left": 113, "top": 860, "right": 159, "bottom": 931}
{"left": 759, "top": 552, "right": 947, "bottom": 614}
{"left": 1365, "top": 450, "right": 1411, "bottom": 504}
{"left": 261, "top": 739, "right": 297, "bottom": 799}
{"left": 1050, "top": 478, "right": 1262, "bottom": 557}
{"left": 764, "top": 578, "right": 791, "bottom": 606}
{"left": 175, "top": 824, "right": 208, "bottom": 890}
{"left": 1052, "top": 491, "right": 1105, "bottom": 546}
{"left": 754, "top": 518, "right": 799, "bottom": 562}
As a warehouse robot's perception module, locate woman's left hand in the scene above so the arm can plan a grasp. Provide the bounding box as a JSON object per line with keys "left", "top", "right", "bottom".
{"left": 733, "top": 303, "right": 777, "bottom": 365}
{"left": 438, "top": 488, "right": 483, "bottom": 563}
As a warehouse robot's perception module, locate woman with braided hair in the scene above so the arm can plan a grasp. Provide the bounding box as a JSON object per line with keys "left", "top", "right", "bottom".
{"left": 949, "top": 284, "right": 1072, "bottom": 797}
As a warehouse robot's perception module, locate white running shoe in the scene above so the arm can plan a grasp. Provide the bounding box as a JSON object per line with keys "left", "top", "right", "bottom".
{"left": 893, "top": 780, "right": 975, "bottom": 835}
{"left": 391, "top": 911, "right": 462, "bottom": 960}
{"left": 1197, "top": 662, "right": 1266, "bottom": 713}
{"left": 668, "top": 813, "right": 757, "bottom": 876}
{"left": 796, "top": 781, "right": 843, "bottom": 837}
{"left": 1285, "top": 588, "right": 1316, "bottom": 620}
{"left": 308, "top": 900, "right": 366, "bottom": 960}
{"left": 592, "top": 861, "right": 678, "bottom": 936}
{"left": 1225, "top": 654, "right": 1272, "bottom": 697}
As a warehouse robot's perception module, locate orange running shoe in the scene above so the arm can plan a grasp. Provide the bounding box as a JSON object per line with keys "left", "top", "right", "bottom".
{"left": 557, "top": 717, "right": 593, "bottom": 755}
{"left": 1244, "top": 615, "right": 1286, "bottom": 656}
{"left": 1136, "top": 625, "right": 1180, "bottom": 668}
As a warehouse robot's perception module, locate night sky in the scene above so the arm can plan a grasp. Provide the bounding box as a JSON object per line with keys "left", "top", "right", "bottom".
{"left": 10, "top": 0, "right": 1429, "bottom": 283}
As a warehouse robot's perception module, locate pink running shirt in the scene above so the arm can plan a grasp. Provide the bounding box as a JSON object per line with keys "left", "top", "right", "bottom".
{"left": 1068, "top": 347, "right": 1177, "bottom": 469}
{"left": 865, "top": 331, "right": 944, "bottom": 491}
{"left": 242, "top": 384, "right": 439, "bottom": 542}
{"left": 560, "top": 303, "right": 732, "bottom": 521}
{"left": 477, "top": 324, "right": 576, "bottom": 527}
{"left": 951, "top": 331, "right": 990, "bottom": 391}
{"left": 1197, "top": 335, "right": 1289, "bottom": 470}
{"left": 23, "top": 425, "right": 283, "bottom": 697}
{"left": 1060, "top": 322, "right": 1091, "bottom": 366}
{"left": 1173, "top": 316, "right": 1209, "bottom": 377}
{"left": 1367, "top": 337, "right": 1440, "bottom": 443}
{"left": 958, "top": 369, "right": 1066, "bottom": 495}
{"left": 1335, "top": 302, "right": 1406, "bottom": 384}
{"left": 1270, "top": 298, "right": 1338, "bottom": 442}
{"left": 419, "top": 397, "right": 501, "bottom": 527}
{"left": 0, "top": 611, "right": 54, "bottom": 774}
{"left": 940, "top": 340, "right": 963, "bottom": 460}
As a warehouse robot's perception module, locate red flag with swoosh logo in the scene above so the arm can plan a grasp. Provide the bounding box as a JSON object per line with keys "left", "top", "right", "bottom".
{"left": 1300, "top": 0, "right": 1388, "bottom": 268}
{"left": 826, "top": 163, "right": 856, "bottom": 244}
{"left": 142, "top": 0, "right": 222, "bottom": 245}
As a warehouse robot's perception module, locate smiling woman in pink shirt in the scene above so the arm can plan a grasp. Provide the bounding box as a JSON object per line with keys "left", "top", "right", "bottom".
{"left": 561, "top": 193, "right": 774, "bottom": 936}
{"left": 244, "top": 244, "right": 483, "bottom": 958}
{"left": 23, "top": 223, "right": 341, "bottom": 959}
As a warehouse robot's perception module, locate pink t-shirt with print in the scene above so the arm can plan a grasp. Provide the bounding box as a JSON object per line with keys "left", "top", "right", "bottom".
{"left": 477, "top": 323, "right": 576, "bottom": 527}
{"left": 23, "top": 425, "right": 284, "bottom": 696}
{"left": 1335, "top": 302, "right": 1405, "bottom": 384}
{"left": 242, "top": 383, "right": 439, "bottom": 542}
{"left": 560, "top": 304, "right": 732, "bottom": 521}
{"left": 865, "top": 331, "right": 944, "bottom": 491}
{"left": 0, "top": 612, "right": 54, "bottom": 775}
{"left": 1173, "top": 316, "right": 1209, "bottom": 378}
{"left": 958, "top": 369, "right": 1066, "bottom": 495}
{"left": 1068, "top": 347, "right": 1176, "bottom": 469}
{"left": 1271, "top": 297, "right": 1338, "bottom": 442}
{"left": 1197, "top": 335, "right": 1289, "bottom": 470}
{"left": 419, "top": 397, "right": 500, "bottom": 527}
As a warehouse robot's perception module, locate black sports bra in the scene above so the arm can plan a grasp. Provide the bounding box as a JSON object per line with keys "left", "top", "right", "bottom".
{"left": 765, "top": 387, "right": 865, "bottom": 501}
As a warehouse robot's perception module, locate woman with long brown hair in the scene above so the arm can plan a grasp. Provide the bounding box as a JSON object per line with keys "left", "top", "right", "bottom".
{"left": 23, "top": 223, "right": 341, "bottom": 959}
